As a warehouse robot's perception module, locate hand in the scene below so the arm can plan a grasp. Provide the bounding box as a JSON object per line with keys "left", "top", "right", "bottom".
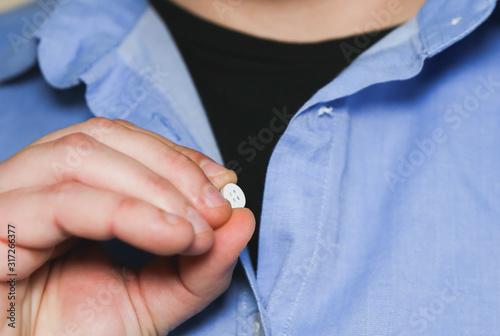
{"left": 0, "top": 118, "right": 255, "bottom": 335}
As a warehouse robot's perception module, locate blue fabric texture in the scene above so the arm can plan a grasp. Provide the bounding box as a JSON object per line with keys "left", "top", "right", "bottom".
{"left": 1, "top": 0, "right": 499, "bottom": 335}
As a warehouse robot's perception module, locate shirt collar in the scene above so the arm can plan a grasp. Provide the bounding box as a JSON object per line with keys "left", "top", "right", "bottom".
{"left": 1, "top": 0, "right": 496, "bottom": 87}
{"left": 295, "top": 0, "right": 497, "bottom": 116}
{"left": 0, "top": 3, "right": 39, "bottom": 82}
{"left": 0, "top": 0, "right": 222, "bottom": 161}
{"left": 0, "top": 0, "right": 496, "bottom": 158}
{"left": 36, "top": 0, "right": 147, "bottom": 88}
{"left": 419, "top": 0, "right": 497, "bottom": 57}
{"left": 1, "top": 0, "right": 147, "bottom": 85}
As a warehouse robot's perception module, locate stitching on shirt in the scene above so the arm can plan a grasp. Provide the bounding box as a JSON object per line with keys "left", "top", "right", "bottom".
{"left": 281, "top": 111, "right": 342, "bottom": 335}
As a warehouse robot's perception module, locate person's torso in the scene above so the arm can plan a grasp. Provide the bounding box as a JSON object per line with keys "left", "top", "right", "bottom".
{"left": 0, "top": 1, "right": 499, "bottom": 335}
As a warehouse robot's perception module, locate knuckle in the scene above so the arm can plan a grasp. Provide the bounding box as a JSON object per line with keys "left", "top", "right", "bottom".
{"left": 47, "top": 181, "right": 78, "bottom": 195}
{"left": 181, "top": 148, "right": 207, "bottom": 165}
{"left": 143, "top": 174, "right": 191, "bottom": 212}
{"left": 83, "top": 117, "right": 116, "bottom": 132}
{"left": 163, "top": 149, "right": 199, "bottom": 173}
{"left": 51, "top": 134, "right": 97, "bottom": 178}
{"left": 145, "top": 173, "right": 173, "bottom": 197}
{"left": 46, "top": 181, "right": 81, "bottom": 205}
{"left": 108, "top": 197, "right": 140, "bottom": 235}
{"left": 115, "top": 196, "right": 140, "bottom": 215}
{"left": 54, "top": 132, "right": 94, "bottom": 150}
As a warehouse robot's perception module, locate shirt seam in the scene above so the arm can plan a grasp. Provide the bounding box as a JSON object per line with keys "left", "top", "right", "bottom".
{"left": 280, "top": 111, "right": 341, "bottom": 336}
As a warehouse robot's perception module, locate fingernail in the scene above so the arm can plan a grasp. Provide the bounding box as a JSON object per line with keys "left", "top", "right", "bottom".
{"left": 187, "top": 208, "right": 212, "bottom": 234}
{"left": 200, "top": 159, "right": 228, "bottom": 177}
{"left": 203, "top": 184, "right": 228, "bottom": 208}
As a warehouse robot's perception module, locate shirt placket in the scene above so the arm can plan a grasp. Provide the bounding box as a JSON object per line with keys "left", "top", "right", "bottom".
{"left": 251, "top": 99, "right": 349, "bottom": 335}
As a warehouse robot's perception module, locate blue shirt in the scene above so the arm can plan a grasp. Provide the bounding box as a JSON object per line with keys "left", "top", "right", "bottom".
{"left": 1, "top": 0, "right": 500, "bottom": 335}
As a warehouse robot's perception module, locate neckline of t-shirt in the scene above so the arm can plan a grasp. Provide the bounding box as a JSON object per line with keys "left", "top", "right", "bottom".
{"left": 151, "top": 0, "right": 395, "bottom": 62}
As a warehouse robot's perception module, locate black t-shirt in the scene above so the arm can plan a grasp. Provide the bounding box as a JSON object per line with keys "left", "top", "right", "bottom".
{"left": 151, "top": 0, "right": 392, "bottom": 269}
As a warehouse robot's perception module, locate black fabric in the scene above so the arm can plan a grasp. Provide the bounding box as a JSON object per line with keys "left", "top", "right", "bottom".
{"left": 151, "top": 0, "right": 393, "bottom": 270}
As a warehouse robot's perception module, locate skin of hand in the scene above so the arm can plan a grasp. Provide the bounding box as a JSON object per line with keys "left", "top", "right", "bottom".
{"left": 0, "top": 117, "right": 255, "bottom": 335}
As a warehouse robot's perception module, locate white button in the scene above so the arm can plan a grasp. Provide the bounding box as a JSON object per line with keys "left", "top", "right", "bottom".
{"left": 220, "top": 183, "right": 246, "bottom": 208}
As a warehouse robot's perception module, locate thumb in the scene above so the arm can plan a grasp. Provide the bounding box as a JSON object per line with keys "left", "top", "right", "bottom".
{"left": 140, "top": 208, "right": 255, "bottom": 334}
{"left": 179, "top": 208, "right": 255, "bottom": 296}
